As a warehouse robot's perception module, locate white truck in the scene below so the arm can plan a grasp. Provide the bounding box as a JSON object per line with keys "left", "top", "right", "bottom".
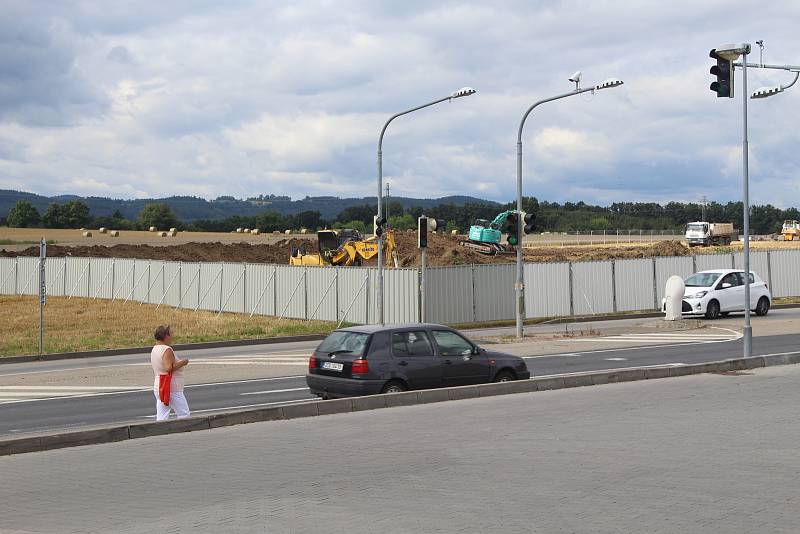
{"left": 685, "top": 221, "right": 734, "bottom": 247}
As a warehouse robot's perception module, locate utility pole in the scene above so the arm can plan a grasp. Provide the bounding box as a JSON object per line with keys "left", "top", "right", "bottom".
{"left": 701, "top": 195, "right": 707, "bottom": 221}
{"left": 385, "top": 183, "right": 391, "bottom": 228}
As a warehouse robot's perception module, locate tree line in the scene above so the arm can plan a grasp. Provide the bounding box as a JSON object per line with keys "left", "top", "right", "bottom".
{"left": 4, "top": 198, "right": 799, "bottom": 235}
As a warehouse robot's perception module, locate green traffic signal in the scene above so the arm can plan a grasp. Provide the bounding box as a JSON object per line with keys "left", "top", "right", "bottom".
{"left": 709, "top": 49, "right": 734, "bottom": 98}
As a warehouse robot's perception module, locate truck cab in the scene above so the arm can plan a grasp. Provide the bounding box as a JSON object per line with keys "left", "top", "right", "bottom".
{"left": 685, "top": 221, "right": 733, "bottom": 247}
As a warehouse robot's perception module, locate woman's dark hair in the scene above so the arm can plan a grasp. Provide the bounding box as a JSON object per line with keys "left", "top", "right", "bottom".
{"left": 154, "top": 325, "right": 171, "bottom": 341}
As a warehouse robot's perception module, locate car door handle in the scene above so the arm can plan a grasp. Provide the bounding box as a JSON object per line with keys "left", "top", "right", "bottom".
{"left": 398, "top": 361, "right": 408, "bottom": 366}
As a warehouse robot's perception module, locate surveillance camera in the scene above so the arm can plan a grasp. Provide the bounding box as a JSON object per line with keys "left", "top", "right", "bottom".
{"left": 569, "top": 71, "right": 582, "bottom": 83}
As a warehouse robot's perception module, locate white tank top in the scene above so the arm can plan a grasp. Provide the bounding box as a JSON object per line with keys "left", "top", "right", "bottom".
{"left": 150, "top": 344, "right": 185, "bottom": 392}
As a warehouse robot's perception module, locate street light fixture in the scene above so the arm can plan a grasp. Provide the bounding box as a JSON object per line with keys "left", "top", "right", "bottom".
{"left": 751, "top": 71, "right": 799, "bottom": 98}
{"left": 514, "top": 74, "right": 624, "bottom": 338}
{"left": 376, "top": 87, "right": 476, "bottom": 325}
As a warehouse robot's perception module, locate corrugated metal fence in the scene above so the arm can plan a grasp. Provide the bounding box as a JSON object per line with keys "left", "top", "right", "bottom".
{"left": 0, "top": 250, "right": 796, "bottom": 324}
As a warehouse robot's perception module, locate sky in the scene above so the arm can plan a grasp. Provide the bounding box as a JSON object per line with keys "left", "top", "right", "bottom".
{"left": 0, "top": 0, "right": 799, "bottom": 207}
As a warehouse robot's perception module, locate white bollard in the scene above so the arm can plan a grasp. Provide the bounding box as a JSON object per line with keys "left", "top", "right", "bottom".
{"left": 664, "top": 275, "right": 685, "bottom": 321}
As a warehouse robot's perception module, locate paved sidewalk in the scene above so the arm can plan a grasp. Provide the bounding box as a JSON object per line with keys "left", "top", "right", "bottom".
{"left": 1, "top": 366, "right": 799, "bottom": 533}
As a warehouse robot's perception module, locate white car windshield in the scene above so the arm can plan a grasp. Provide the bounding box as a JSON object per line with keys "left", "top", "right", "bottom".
{"left": 686, "top": 224, "right": 706, "bottom": 232}
{"left": 685, "top": 272, "right": 722, "bottom": 287}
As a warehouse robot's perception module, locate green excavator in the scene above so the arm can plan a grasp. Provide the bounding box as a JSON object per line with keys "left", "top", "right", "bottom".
{"left": 459, "top": 210, "right": 534, "bottom": 255}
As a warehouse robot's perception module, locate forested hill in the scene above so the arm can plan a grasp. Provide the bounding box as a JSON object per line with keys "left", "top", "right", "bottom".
{"left": 0, "top": 190, "right": 496, "bottom": 221}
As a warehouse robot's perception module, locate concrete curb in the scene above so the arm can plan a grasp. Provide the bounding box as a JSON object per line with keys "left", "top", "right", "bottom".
{"left": 0, "top": 334, "right": 328, "bottom": 365}
{"left": 4, "top": 352, "right": 800, "bottom": 457}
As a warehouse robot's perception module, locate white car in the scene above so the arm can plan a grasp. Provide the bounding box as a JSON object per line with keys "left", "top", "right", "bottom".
{"left": 662, "top": 269, "right": 772, "bottom": 320}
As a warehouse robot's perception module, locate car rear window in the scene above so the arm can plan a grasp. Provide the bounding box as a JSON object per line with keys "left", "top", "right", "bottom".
{"left": 317, "top": 331, "right": 371, "bottom": 357}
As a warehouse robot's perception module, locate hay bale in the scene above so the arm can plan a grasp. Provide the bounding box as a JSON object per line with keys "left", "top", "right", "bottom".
{"left": 169, "top": 227, "right": 177, "bottom": 233}
{"left": 273, "top": 230, "right": 281, "bottom": 234}
{"left": 158, "top": 231, "right": 168, "bottom": 237}
{"left": 300, "top": 228, "right": 308, "bottom": 234}
{"left": 98, "top": 227, "right": 107, "bottom": 234}
{"left": 250, "top": 228, "right": 261, "bottom": 235}
{"left": 149, "top": 226, "right": 157, "bottom": 232}
{"left": 110, "top": 230, "right": 120, "bottom": 237}
{"left": 284, "top": 229, "right": 291, "bottom": 235}
{"left": 168, "top": 230, "right": 177, "bottom": 237}
{"left": 82, "top": 231, "right": 92, "bottom": 237}
{"left": 236, "top": 228, "right": 243, "bottom": 233}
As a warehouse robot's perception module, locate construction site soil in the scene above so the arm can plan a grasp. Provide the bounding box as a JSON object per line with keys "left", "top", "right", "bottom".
{"left": 1, "top": 233, "right": 692, "bottom": 266}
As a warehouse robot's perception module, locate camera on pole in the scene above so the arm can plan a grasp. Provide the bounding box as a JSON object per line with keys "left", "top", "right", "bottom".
{"left": 710, "top": 49, "right": 734, "bottom": 98}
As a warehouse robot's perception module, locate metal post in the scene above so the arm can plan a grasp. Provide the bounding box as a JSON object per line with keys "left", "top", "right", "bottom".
{"left": 38, "top": 238, "right": 46, "bottom": 356}
{"left": 741, "top": 53, "right": 752, "bottom": 358}
{"left": 421, "top": 247, "right": 427, "bottom": 323}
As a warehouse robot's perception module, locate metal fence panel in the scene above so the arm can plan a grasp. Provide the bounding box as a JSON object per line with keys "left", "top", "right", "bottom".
{"left": 14, "top": 257, "right": 38, "bottom": 296}
{"left": 524, "top": 262, "right": 570, "bottom": 318}
{"left": 767, "top": 249, "right": 800, "bottom": 298}
{"left": 614, "top": 259, "right": 655, "bottom": 312}
{"left": 473, "top": 264, "right": 514, "bottom": 322}
{"left": 245, "top": 264, "right": 276, "bottom": 317}
{"left": 694, "top": 253, "right": 733, "bottom": 272}
{"left": 88, "top": 258, "right": 115, "bottom": 300}
{"left": 130, "top": 260, "right": 150, "bottom": 302}
{"left": 178, "top": 263, "right": 201, "bottom": 310}
{"left": 111, "top": 259, "right": 135, "bottom": 301}
{"left": 274, "top": 265, "right": 307, "bottom": 319}
{"left": 305, "top": 267, "right": 337, "bottom": 322}
{"left": 144, "top": 261, "right": 166, "bottom": 304}
{"left": 336, "top": 267, "right": 371, "bottom": 324}
{"left": 198, "top": 263, "right": 223, "bottom": 311}
{"left": 384, "top": 268, "right": 419, "bottom": 324}
{"left": 44, "top": 257, "right": 66, "bottom": 297}
{"left": 732, "top": 251, "right": 769, "bottom": 284}
{"left": 0, "top": 257, "right": 17, "bottom": 295}
{"left": 160, "top": 262, "right": 182, "bottom": 308}
{"left": 425, "top": 266, "right": 473, "bottom": 324}
{"left": 65, "top": 257, "right": 90, "bottom": 298}
{"left": 655, "top": 256, "right": 694, "bottom": 303}
{"left": 220, "top": 263, "right": 246, "bottom": 314}
{"left": 572, "top": 261, "right": 614, "bottom": 315}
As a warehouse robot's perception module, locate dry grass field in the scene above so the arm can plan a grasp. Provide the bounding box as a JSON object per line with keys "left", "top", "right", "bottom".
{"left": 0, "top": 295, "right": 335, "bottom": 357}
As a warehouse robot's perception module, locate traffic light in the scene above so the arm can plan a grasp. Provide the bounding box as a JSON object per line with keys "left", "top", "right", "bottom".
{"left": 709, "top": 49, "right": 734, "bottom": 98}
{"left": 522, "top": 212, "right": 535, "bottom": 235}
{"left": 418, "top": 217, "right": 445, "bottom": 248}
{"left": 374, "top": 215, "right": 386, "bottom": 237}
{"left": 504, "top": 211, "right": 520, "bottom": 246}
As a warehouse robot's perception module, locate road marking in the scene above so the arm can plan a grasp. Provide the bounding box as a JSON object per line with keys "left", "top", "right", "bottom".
{"left": 240, "top": 387, "right": 309, "bottom": 396}
{"left": 605, "top": 357, "right": 627, "bottom": 361}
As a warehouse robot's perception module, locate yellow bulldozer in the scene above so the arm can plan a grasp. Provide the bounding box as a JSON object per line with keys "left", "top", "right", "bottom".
{"left": 289, "top": 228, "right": 399, "bottom": 267}
{"left": 782, "top": 220, "right": 800, "bottom": 241}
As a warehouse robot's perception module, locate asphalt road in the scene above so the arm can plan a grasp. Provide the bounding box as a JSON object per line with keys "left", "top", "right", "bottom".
{"left": 1, "top": 331, "right": 798, "bottom": 437}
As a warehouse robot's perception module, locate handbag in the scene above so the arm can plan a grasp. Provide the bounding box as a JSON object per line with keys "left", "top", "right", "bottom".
{"left": 158, "top": 373, "right": 172, "bottom": 406}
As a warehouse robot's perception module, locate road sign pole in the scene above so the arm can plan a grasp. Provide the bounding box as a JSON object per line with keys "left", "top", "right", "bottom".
{"left": 39, "top": 237, "right": 46, "bottom": 356}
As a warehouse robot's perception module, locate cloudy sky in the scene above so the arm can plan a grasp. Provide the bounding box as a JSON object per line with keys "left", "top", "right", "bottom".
{"left": 1, "top": 1, "right": 798, "bottom": 207}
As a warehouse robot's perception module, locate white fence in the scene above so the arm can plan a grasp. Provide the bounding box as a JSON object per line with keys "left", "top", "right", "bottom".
{"left": 0, "top": 250, "right": 797, "bottom": 325}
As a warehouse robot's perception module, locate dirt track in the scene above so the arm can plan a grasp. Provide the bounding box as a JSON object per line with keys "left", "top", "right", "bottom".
{"left": 1, "top": 233, "right": 695, "bottom": 267}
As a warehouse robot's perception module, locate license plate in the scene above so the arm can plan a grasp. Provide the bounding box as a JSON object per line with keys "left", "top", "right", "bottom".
{"left": 322, "top": 361, "right": 344, "bottom": 371}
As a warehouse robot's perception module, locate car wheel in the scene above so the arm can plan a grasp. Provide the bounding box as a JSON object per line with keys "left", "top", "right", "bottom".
{"left": 381, "top": 380, "right": 407, "bottom": 394}
{"left": 493, "top": 370, "right": 516, "bottom": 383}
{"left": 755, "top": 297, "right": 770, "bottom": 316}
{"left": 705, "top": 300, "right": 721, "bottom": 320}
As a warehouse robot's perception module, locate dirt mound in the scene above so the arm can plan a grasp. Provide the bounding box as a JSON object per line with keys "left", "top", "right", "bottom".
{"left": 0, "top": 233, "right": 691, "bottom": 266}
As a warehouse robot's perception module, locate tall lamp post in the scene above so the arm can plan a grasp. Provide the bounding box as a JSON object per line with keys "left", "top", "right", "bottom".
{"left": 376, "top": 87, "right": 476, "bottom": 325}
{"left": 515, "top": 75, "right": 624, "bottom": 338}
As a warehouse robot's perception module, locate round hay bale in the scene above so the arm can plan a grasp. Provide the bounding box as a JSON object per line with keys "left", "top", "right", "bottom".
{"left": 158, "top": 231, "right": 168, "bottom": 237}
{"left": 168, "top": 230, "right": 177, "bottom": 237}
{"left": 273, "top": 230, "right": 281, "bottom": 234}
{"left": 284, "top": 229, "right": 291, "bottom": 235}
{"left": 236, "top": 228, "right": 243, "bottom": 233}
{"left": 243, "top": 228, "right": 250, "bottom": 233}
{"left": 149, "top": 226, "right": 157, "bottom": 232}
{"left": 300, "top": 228, "right": 308, "bottom": 234}
{"left": 110, "top": 230, "right": 120, "bottom": 237}
{"left": 82, "top": 231, "right": 92, "bottom": 237}
{"left": 250, "top": 228, "right": 261, "bottom": 235}
{"left": 98, "top": 227, "right": 107, "bottom": 234}
{"left": 169, "top": 227, "right": 177, "bottom": 233}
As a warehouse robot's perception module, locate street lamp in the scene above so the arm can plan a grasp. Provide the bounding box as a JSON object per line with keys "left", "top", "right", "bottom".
{"left": 514, "top": 75, "right": 623, "bottom": 338}
{"left": 714, "top": 42, "right": 754, "bottom": 358}
{"left": 751, "top": 71, "right": 799, "bottom": 99}
{"left": 376, "top": 87, "right": 476, "bottom": 325}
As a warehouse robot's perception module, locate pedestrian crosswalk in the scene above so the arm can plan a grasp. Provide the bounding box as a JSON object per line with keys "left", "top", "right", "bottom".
{"left": 0, "top": 385, "right": 146, "bottom": 404}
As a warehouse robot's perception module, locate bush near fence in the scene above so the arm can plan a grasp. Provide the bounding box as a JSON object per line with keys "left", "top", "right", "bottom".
{"left": 0, "top": 250, "right": 796, "bottom": 326}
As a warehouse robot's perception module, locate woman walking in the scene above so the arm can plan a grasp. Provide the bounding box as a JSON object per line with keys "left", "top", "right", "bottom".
{"left": 151, "top": 325, "right": 190, "bottom": 421}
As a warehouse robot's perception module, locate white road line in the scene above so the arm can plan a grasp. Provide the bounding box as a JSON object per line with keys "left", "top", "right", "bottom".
{"left": 240, "top": 387, "right": 309, "bottom": 396}
{"left": 604, "top": 357, "right": 627, "bottom": 361}
{"left": 0, "top": 385, "right": 144, "bottom": 390}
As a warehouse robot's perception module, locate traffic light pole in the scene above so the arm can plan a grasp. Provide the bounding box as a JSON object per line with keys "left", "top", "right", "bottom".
{"left": 740, "top": 55, "right": 752, "bottom": 358}
{"left": 515, "top": 87, "right": 595, "bottom": 338}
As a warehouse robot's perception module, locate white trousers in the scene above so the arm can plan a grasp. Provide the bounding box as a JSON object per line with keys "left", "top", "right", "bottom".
{"left": 154, "top": 390, "right": 191, "bottom": 421}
